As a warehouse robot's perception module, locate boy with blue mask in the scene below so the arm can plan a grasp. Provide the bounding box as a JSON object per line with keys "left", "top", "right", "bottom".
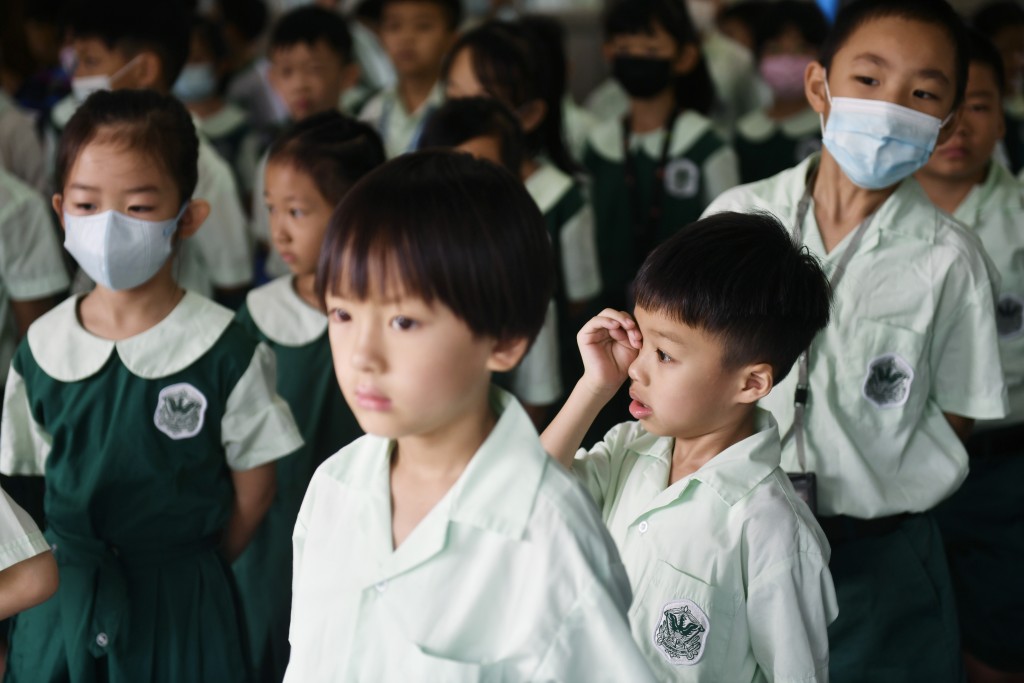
{"left": 703, "top": 1, "right": 1007, "bottom": 681}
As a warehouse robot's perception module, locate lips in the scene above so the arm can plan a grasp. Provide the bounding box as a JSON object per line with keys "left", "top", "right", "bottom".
{"left": 355, "top": 387, "right": 391, "bottom": 411}
{"left": 628, "top": 388, "right": 653, "bottom": 420}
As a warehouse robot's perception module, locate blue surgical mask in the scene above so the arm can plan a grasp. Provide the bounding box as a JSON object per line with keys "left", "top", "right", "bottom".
{"left": 64, "top": 205, "right": 187, "bottom": 291}
{"left": 173, "top": 63, "right": 218, "bottom": 103}
{"left": 820, "top": 76, "right": 953, "bottom": 190}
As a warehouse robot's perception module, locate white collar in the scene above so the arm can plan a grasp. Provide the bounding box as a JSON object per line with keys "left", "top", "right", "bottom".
{"left": 588, "top": 110, "right": 713, "bottom": 162}
{"left": 524, "top": 162, "right": 574, "bottom": 214}
{"left": 245, "top": 276, "right": 327, "bottom": 347}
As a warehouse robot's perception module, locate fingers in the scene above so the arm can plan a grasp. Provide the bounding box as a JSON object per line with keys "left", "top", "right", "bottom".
{"left": 578, "top": 309, "right": 643, "bottom": 349}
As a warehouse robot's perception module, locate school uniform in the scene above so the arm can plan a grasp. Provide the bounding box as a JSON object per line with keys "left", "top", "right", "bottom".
{"left": 194, "top": 103, "right": 253, "bottom": 194}
{"left": 0, "top": 90, "right": 47, "bottom": 195}
{"left": 931, "top": 161, "right": 1024, "bottom": 672}
{"left": 704, "top": 154, "right": 1007, "bottom": 683}
{"left": 285, "top": 387, "right": 656, "bottom": 682}
{"left": 733, "top": 108, "right": 821, "bottom": 184}
{"left": 232, "top": 276, "right": 362, "bottom": 681}
{"left": 359, "top": 84, "right": 442, "bottom": 159}
{"left": 574, "top": 412, "right": 837, "bottom": 682}
{"left": 0, "top": 488, "right": 50, "bottom": 571}
{"left": 562, "top": 94, "right": 598, "bottom": 163}
{"left": 0, "top": 291, "right": 303, "bottom": 683}
{"left": 0, "top": 169, "right": 69, "bottom": 385}
{"left": 583, "top": 110, "right": 739, "bottom": 309}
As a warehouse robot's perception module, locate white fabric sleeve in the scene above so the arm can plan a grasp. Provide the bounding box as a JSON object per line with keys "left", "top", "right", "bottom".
{"left": 559, "top": 202, "right": 602, "bottom": 302}
{"left": 0, "top": 108, "right": 48, "bottom": 195}
{"left": 0, "top": 178, "right": 69, "bottom": 300}
{"left": 0, "top": 367, "right": 51, "bottom": 476}
{"left": 193, "top": 143, "right": 253, "bottom": 288}
{"left": 509, "top": 302, "right": 561, "bottom": 406}
{"left": 0, "top": 488, "right": 49, "bottom": 570}
{"left": 221, "top": 342, "right": 304, "bottom": 470}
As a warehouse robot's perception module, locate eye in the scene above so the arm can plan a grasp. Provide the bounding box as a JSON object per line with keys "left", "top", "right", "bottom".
{"left": 656, "top": 349, "right": 673, "bottom": 363}
{"left": 913, "top": 89, "right": 938, "bottom": 100}
{"left": 854, "top": 75, "right": 879, "bottom": 86}
{"left": 390, "top": 315, "right": 418, "bottom": 331}
{"left": 289, "top": 208, "right": 304, "bottom": 218}
{"left": 127, "top": 205, "right": 154, "bottom": 214}
{"left": 329, "top": 308, "right": 351, "bottom": 323}
{"left": 73, "top": 202, "right": 96, "bottom": 212}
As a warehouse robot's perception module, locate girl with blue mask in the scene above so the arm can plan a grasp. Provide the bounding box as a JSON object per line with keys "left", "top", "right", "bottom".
{"left": 702, "top": 2, "right": 1007, "bottom": 682}
{"left": 0, "top": 89, "right": 303, "bottom": 682}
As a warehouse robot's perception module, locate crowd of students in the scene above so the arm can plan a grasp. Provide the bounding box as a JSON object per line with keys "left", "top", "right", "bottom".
{"left": 0, "top": 0, "right": 1021, "bottom": 681}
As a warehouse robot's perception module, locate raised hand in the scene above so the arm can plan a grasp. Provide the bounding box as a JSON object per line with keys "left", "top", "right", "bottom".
{"left": 577, "top": 309, "right": 643, "bottom": 398}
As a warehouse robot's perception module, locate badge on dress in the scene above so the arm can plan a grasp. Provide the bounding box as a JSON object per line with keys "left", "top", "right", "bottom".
{"left": 663, "top": 158, "right": 700, "bottom": 199}
{"left": 653, "top": 599, "right": 710, "bottom": 666}
{"left": 862, "top": 353, "right": 914, "bottom": 408}
{"left": 996, "top": 294, "right": 1024, "bottom": 339}
{"left": 154, "top": 383, "right": 208, "bottom": 440}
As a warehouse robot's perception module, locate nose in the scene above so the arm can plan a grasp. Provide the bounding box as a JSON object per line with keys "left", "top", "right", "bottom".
{"left": 350, "top": 321, "right": 384, "bottom": 373}
{"left": 627, "top": 353, "right": 646, "bottom": 385}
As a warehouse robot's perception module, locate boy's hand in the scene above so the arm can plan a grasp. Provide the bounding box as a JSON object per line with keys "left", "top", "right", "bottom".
{"left": 578, "top": 309, "right": 642, "bottom": 397}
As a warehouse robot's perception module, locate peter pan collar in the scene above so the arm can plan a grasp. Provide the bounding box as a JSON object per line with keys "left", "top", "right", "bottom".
{"left": 588, "top": 110, "right": 715, "bottom": 163}
{"left": 245, "top": 276, "right": 327, "bottom": 347}
{"left": 524, "top": 162, "right": 574, "bottom": 215}
{"left": 28, "top": 291, "right": 234, "bottom": 382}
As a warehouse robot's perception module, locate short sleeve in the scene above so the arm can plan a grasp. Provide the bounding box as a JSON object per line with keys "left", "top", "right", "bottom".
{"left": 559, "top": 202, "right": 602, "bottom": 302}
{"left": 192, "top": 142, "right": 253, "bottom": 288}
{"left": 571, "top": 422, "right": 635, "bottom": 512}
{"left": 221, "top": 342, "right": 304, "bottom": 470}
{"left": 0, "top": 176, "right": 70, "bottom": 301}
{"left": 701, "top": 145, "right": 741, "bottom": 209}
{"left": 0, "top": 365, "right": 51, "bottom": 476}
{"left": 0, "top": 488, "right": 49, "bottom": 570}
{"left": 509, "top": 302, "right": 562, "bottom": 406}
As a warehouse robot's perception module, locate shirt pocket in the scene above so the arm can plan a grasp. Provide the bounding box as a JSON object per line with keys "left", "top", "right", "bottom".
{"left": 398, "top": 642, "right": 483, "bottom": 682}
{"left": 629, "top": 560, "right": 739, "bottom": 681}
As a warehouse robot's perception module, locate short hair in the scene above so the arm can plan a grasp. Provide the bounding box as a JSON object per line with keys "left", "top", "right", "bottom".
{"left": 69, "top": 0, "right": 190, "bottom": 87}
{"left": 757, "top": 1, "right": 829, "bottom": 59}
{"left": 218, "top": 0, "right": 268, "bottom": 43}
{"left": 191, "top": 15, "right": 228, "bottom": 64}
{"left": 973, "top": 1, "right": 1024, "bottom": 39}
{"left": 634, "top": 212, "right": 832, "bottom": 383}
{"left": 818, "top": 0, "right": 969, "bottom": 111}
{"left": 380, "top": 0, "right": 463, "bottom": 31}
{"left": 966, "top": 27, "right": 1007, "bottom": 95}
{"left": 717, "top": 2, "right": 766, "bottom": 42}
{"left": 602, "top": 0, "right": 716, "bottom": 116}
{"left": 419, "top": 97, "right": 525, "bottom": 173}
{"left": 268, "top": 111, "right": 386, "bottom": 207}
{"left": 316, "top": 151, "right": 553, "bottom": 344}
{"left": 56, "top": 89, "right": 199, "bottom": 205}
{"left": 270, "top": 6, "right": 354, "bottom": 64}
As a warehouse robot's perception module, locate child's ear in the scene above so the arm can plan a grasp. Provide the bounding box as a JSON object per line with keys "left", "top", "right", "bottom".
{"left": 177, "top": 200, "right": 211, "bottom": 241}
{"left": 672, "top": 43, "right": 701, "bottom": 76}
{"left": 518, "top": 99, "right": 548, "bottom": 135}
{"left": 52, "top": 194, "right": 65, "bottom": 230}
{"left": 486, "top": 336, "right": 530, "bottom": 373}
{"left": 736, "top": 362, "right": 773, "bottom": 405}
{"left": 341, "top": 62, "right": 361, "bottom": 93}
{"left": 129, "top": 51, "right": 164, "bottom": 90}
{"left": 805, "top": 60, "right": 829, "bottom": 116}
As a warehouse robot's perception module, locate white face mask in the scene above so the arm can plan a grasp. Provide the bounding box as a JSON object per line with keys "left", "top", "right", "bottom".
{"left": 63, "top": 204, "right": 187, "bottom": 291}
{"left": 70, "top": 55, "right": 142, "bottom": 103}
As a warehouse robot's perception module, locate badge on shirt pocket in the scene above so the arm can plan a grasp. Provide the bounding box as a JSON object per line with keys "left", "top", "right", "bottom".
{"left": 154, "top": 383, "right": 208, "bottom": 440}
{"left": 653, "top": 598, "right": 710, "bottom": 665}
{"left": 861, "top": 353, "right": 914, "bottom": 408}
{"left": 996, "top": 294, "right": 1024, "bottom": 339}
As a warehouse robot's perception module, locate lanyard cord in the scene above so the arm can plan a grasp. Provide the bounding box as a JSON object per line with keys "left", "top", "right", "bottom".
{"left": 621, "top": 109, "right": 681, "bottom": 264}
{"left": 782, "top": 168, "right": 878, "bottom": 471}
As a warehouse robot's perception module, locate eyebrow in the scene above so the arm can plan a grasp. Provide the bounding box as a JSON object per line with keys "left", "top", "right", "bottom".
{"left": 852, "top": 52, "right": 951, "bottom": 85}
{"left": 648, "top": 326, "right": 685, "bottom": 346}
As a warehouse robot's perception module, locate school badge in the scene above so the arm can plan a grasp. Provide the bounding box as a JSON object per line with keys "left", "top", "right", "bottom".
{"left": 862, "top": 353, "right": 914, "bottom": 408}
{"left": 663, "top": 158, "right": 700, "bottom": 199}
{"left": 653, "top": 599, "right": 710, "bottom": 666}
{"left": 996, "top": 294, "right": 1024, "bottom": 339}
{"left": 154, "top": 383, "right": 208, "bottom": 440}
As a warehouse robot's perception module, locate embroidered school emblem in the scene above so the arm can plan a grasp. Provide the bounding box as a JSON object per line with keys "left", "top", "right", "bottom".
{"left": 663, "top": 159, "right": 700, "bottom": 199}
{"left": 862, "top": 353, "right": 914, "bottom": 408}
{"left": 653, "top": 599, "right": 710, "bottom": 666}
{"left": 154, "top": 383, "right": 208, "bottom": 440}
{"left": 996, "top": 294, "right": 1024, "bottom": 338}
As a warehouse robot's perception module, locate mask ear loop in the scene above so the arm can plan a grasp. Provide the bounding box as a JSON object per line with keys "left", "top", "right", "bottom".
{"left": 819, "top": 71, "right": 833, "bottom": 134}
{"left": 170, "top": 201, "right": 191, "bottom": 287}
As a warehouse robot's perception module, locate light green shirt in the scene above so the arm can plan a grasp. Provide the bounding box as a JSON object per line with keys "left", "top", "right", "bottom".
{"left": 359, "top": 84, "right": 443, "bottom": 159}
{"left": 704, "top": 155, "right": 1007, "bottom": 518}
{"left": 954, "top": 162, "right": 1024, "bottom": 428}
{"left": 285, "top": 388, "right": 655, "bottom": 682}
{"left": 0, "top": 488, "right": 49, "bottom": 571}
{"left": 575, "top": 413, "right": 837, "bottom": 683}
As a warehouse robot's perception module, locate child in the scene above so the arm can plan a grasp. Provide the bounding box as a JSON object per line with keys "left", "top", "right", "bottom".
{"left": 542, "top": 211, "right": 837, "bottom": 682}
{"left": 703, "top": 1, "right": 1007, "bottom": 680}
{"left": 53, "top": 0, "right": 253, "bottom": 305}
{"left": 357, "top": 0, "right": 459, "bottom": 158}
{"left": 284, "top": 151, "right": 654, "bottom": 681}
{"left": 733, "top": 1, "right": 827, "bottom": 184}
{"left": 252, "top": 6, "right": 361, "bottom": 279}
{"left": 0, "top": 488, "right": 58, "bottom": 620}
{"left": 232, "top": 110, "right": 384, "bottom": 682}
{"left": 972, "top": 1, "right": 1024, "bottom": 173}
{"left": 0, "top": 89, "right": 303, "bottom": 682}
{"left": 915, "top": 30, "right": 1024, "bottom": 683}
{"left": 583, "top": 0, "right": 739, "bottom": 312}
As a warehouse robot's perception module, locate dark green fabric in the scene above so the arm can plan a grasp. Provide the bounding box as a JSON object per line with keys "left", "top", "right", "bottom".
{"left": 734, "top": 129, "right": 820, "bottom": 184}
{"left": 934, "top": 452, "right": 1024, "bottom": 672}
{"left": 1002, "top": 111, "right": 1024, "bottom": 175}
{"left": 4, "top": 322, "right": 259, "bottom": 683}
{"left": 827, "top": 513, "right": 963, "bottom": 683}
{"left": 232, "top": 304, "right": 361, "bottom": 683}
{"left": 585, "top": 127, "right": 725, "bottom": 311}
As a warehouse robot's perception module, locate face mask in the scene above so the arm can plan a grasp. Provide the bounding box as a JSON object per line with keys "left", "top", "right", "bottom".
{"left": 64, "top": 204, "right": 187, "bottom": 291}
{"left": 820, "top": 76, "right": 952, "bottom": 190}
{"left": 70, "top": 55, "right": 142, "bottom": 103}
{"left": 613, "top": 56, "right": 673, "bottom": 100}
{"left": 759, "top": 54, "right": 813, "bottom": 101}
{"left": 173, "top": 63, "right": 218, "bottom": 103}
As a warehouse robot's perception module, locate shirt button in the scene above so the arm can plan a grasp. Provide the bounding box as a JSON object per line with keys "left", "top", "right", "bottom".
{"left": 375, "top": 581, "right": 388, "bottom": 593}
{"left": 96, "top": 633, "right": 109, "bottom": 648}
{"left": 638, "top": 521, "right": 649, "bottom": 534}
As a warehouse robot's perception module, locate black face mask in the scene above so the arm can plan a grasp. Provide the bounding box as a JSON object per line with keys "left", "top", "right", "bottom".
{"left": 612, "top": 55, "right": 673, "bottom": 99}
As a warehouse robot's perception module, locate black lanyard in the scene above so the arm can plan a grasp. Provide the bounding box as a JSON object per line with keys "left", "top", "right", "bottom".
{"left": 621, "top": 109, "right": 681, "bottom": 262}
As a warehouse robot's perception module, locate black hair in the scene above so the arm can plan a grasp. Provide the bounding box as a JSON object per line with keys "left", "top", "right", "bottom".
{"left": 218, "top": 0, "right": 268, "bottom": 43}
{"left": 442, "top": 20, "right": 578, "bottom": 174}
{"left": 717, "top": 2, "right": 765, "bottom": 47}
{"left": 634, "top": 211, "right": 832, "bottom": 383}
{"left": 973, "top": 1, "right": 1024, "bottom": 39}
{"left": 316, "top": 151, "right": 553, "bottom": 344}
{"left": 57, "top": 89, "right": 199, "bottom": 205}
{"left": 966, "top": 26, "right": 1007, "bottom": 95}
{"left": 380, "top": 0, "right": 463, "bottom": 31}
{"left": 69, "top": 0, "right": 191, "bottom": 87}
{"left": 757, "top": 1, "right": 829, "bottom": 59}
{"left": 270, "top": 6, "right": 354, "bottom": 64}
{"left": 818, "top": 0, "right": 969, "bottom": 111}
{"left": 192, "top": 15, "right": 228, "bottom": 64}
{"left": 268, "top": 111, "right": 386, "bottom": 207}
{"left": 418, "top": 97, "right": 525, "bottom": 172}
{"left": 602, "top": 0, "right": 716, "bottom": 116}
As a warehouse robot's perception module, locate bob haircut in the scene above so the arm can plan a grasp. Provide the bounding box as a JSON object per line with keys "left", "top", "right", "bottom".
{"left": 56, "top": 89, "right": 199, "bottom": 205}
{"left": 418, "top": 97, "right": 525, "bottom": 173}
{"left": 267, "top": 111, "right": 386, "bottom": 207}
{"left": 316, "top": 151, "right": 553, "bottom": 345}
{"left": 634, "top": 211, "right": 832, "bottom": 383}
{"left": 817, "top": 0, "right": 969, "bottom": 111}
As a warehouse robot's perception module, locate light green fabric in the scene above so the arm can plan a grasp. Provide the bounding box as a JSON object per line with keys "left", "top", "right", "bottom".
{"left": 358, "top": 84, "right": 442, "bottom": 159}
